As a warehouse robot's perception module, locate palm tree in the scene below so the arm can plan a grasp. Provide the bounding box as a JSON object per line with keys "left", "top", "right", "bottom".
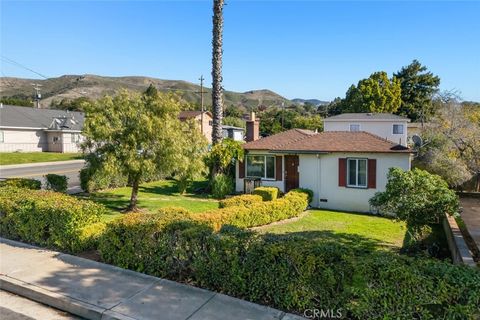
{"left": 211, "top": 0, "right": 224, "bottom": 145}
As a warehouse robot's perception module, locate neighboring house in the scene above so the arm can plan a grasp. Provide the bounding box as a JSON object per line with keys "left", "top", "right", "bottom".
{"left": 178, "top": 110, "right": 244, "bottom": 143}
{"left": 0, "top": 104, "right": 84, "bottom": 153}
{"left": 236, "top": 113, "right": 412, "bottom": 212}
{"left": 324, "top": 113, "right": 410, "bottom": 146}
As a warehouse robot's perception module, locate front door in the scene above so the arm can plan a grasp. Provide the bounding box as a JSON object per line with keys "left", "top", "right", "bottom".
{"left": 284, "top": 155, "right": 299, "bottom": 192}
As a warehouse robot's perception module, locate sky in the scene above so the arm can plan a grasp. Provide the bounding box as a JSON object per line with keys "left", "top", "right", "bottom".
{"left": 1, "top": 1, "right": 479, "bottom": 102}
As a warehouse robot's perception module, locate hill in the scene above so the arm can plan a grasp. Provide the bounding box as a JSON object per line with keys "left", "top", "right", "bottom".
{"left": 0, "top": 74, "right": 298, "bottom": 110}
{"left": 291, "top": 98, "right": 329, "bottom": 106}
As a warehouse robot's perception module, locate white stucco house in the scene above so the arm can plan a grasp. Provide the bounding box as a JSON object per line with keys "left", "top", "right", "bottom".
{"left": 236, "top": 113, "right": 412, "bottom": 213}
{"left": 0, "top": 104, "right": 84, "bottom": 153}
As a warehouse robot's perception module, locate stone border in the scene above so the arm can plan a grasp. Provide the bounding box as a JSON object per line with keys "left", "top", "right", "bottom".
{"left": 442, "top": 214, "right": 477, "bottom": 267}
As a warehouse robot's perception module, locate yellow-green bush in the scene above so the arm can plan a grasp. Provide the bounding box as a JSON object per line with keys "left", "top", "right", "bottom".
{"left": 0, "top": 178, "right": 41, "bottom": 190}
{"left": 0, "top": 187, "right": 106, "bottom": 253}
{"left": 195, "top": 189, "right": 309, "bottom": 230}
{"left": 253, "top": 187, "right": 279, "bottom": 201}
{"left": 219, "top": 194, "right": 263, "bottom": 208}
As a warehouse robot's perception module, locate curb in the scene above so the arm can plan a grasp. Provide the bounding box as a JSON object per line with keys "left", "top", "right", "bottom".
{"left": 0, "top": 159, "right": 85, "bottom": 170}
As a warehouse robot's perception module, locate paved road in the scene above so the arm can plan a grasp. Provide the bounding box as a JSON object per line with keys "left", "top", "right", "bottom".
{"left": 0, "top": 290, "right": 81, "bottom": 320}
{"left": 0, "top": 160, "right": 85, "bottom": 193}
{"left": 460, "top": 197, "right": 480, "bottom": 252}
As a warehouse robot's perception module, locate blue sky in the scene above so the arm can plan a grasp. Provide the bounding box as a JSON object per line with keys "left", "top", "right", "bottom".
{"left": 1, "top": 1, "right": 479, "bottom": 101}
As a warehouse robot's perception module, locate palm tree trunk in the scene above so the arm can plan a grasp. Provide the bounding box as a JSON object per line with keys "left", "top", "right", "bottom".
{"left": 211, "top": 0, "right": 224, "bottom": 146}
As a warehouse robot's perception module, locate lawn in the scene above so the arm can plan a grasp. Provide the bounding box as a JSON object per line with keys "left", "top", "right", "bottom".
{"left": 257, "top": 209, "right": 407, "bottom": 252}
{"left": 0, "top": 152, "right": 83, "bottom": 165}
{"left": 83, "top": 180, "right": 219, "bottom": 222}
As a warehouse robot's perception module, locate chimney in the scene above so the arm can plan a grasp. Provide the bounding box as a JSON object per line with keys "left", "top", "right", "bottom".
{"left": 246, "top": 111, "right": 259, "bottom": 142}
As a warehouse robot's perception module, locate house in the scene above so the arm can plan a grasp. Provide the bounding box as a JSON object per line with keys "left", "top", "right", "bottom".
{"left": 178, "top": 110, "right": 245, "bottom": 143}
{"left": 0, "top": 104, "right": 84, "bottom": 153}
{"left": 236, "top": 113, "right": 412, "bottom": 212}
{"left": 324, "top": 113, "right": 410, "bottom": 146}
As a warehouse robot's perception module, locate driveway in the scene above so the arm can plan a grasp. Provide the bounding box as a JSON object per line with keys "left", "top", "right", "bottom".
{"left": 460, "top": 197, "right": 480, "bottom": 252}
{"left": 0, "top": 160, "right": 85, "bottom": 193}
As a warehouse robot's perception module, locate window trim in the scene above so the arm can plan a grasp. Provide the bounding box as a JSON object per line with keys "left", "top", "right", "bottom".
{"left": 349, "top": 123, "right": 361, "bottom": 132}
{"left": 245, "top": 154, "right": 276, "bottom": 180}
{"left": 0, "top": 130, "right": 4, "bottom": 143}
{"left": 392, "top": 124, "right": 404, "bottom": 135}
{"left": 346, "top": 158, "right": 368, "bottom": 188}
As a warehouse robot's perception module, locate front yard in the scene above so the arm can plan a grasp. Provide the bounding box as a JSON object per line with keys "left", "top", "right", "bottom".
{"left": 257, "top": 209, "right": 406, "bottom": 252}
{"left": 0, "top": 152, "right": 83, "bottom": 165}
{"left": 82, "top": 180, "right": 219, "bottom": 221}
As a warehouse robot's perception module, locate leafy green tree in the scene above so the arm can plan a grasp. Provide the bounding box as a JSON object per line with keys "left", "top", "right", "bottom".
{"left": 144, "top": 83, "right": 158, "bottom": 97}
{"left": 293, "top": 115, "right": 323, "bottom": 132}
{"left": 205, "top": 138, "right": 244, "bottom": 177}
{"left": 82, "top": 90, "right": 183, "bottom": 211}
{"left": 174, "top": 119, "right": 209, "bottom": 194}
{"left": 342, "top": 72, "right": 402, "bottom": 113}
{"left": 370, "top": 168, "right": 459, "bottom": 240}
{"left": 223, "top": 116, "right": 245, "bottom": 129}
{"left": 394, "top": 60, "right": 440, "bottom": 122}
{"left": 0, "top": 96, "right": 34, "bottom": 107}
{"left": 50, "top": 97, "right": 93, "bottom": 111}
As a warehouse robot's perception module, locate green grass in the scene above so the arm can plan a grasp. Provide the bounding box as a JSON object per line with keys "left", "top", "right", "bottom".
{"left": 83, "top": 180, "right": 219, "bottom": 222}
{"left": 0, "top": 152, "right": 83, "bottom": 165}
{"left": 257, "top": 209, "right": 407, "bottom": 252}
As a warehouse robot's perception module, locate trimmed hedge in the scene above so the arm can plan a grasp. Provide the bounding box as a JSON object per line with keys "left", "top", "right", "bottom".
{"left": 290, "top": 188, "right": 314, "bottom": 204}
{"left": 253, "top": 187, "right": 279, "bottom": 201}
{"left": 0, "top": 187, "right": 106, "bottom": 253}
{"left": 195, "top": 189, "right": 309, "bottom": 230}
{"left": 45, "top": 174, "right": 69, "bottom": 193}
{"left": 98, "top": 213, "right": 480, "bottom": 318}
{"left": 0, "top": 178, "right": 41, "bottom": 190}
{"left": 219, "top": 194, "right": 263, "bottom": 208}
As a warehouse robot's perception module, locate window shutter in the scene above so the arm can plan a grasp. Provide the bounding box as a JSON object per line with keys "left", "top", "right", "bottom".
{"left": 275, "top": 156, "right": 282, "bottom": 181}
{"left": 239, "top": 159, "right": 245, "bottom": 179}
{"left": 338, "top": 158, "right": 346, "bottom": 187}
{"left": 368, "top": 159, "right": 377, "bottom": 189}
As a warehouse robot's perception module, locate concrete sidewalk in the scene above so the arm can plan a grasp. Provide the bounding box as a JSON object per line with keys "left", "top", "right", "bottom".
{"left": 460, "top": 197, "right": 480, "bottom": 252}
{"left": 0, "top": 238, "right": 304, "bottom": 320}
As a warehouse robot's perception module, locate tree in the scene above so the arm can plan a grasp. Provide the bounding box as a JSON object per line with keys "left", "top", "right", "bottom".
{"left": 370, "top": 168, "right": 459, "bottom": 240}
{"left": 342, "top": 72, "right": 401, "bottom": 113}
{"left": 50, "top": 97, "right": 92, "bottom": 111}
{"left": 293, "top": 115, "right": 323, "bottom": 132}
{"left": 211, "top": 0, "right": 225, "bottom": 145}
{"left": 174, "top": 119, "right": 209, "bottom": 194}
{"left": 205, "top": 138, "right": 244, "bottom": 177}
{"left": 415, "top": 92, "right": 480, "bottom": 190}
{"left": 82, "top": 90, "right": 183, "bottom": 211}
{"left": 394, "top": 60, "right": 440, "bottom": 122}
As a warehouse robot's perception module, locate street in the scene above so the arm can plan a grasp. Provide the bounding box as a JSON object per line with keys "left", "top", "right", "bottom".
{"left": 0, "top": 160, "right": 85, "bottom": 193}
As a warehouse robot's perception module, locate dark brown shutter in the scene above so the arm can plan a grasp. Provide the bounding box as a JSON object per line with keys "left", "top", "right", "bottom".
{"left": 275, "top": 156, "right": 282, "bottom": 181}
{"left": 239, "top": 159, "right": 245, "bottom": 179}
{"left": 368, "top": 159, "right": 376, "bottom": 189}
{"left": 338, "top": 158, "right": 347, "bottom": 187}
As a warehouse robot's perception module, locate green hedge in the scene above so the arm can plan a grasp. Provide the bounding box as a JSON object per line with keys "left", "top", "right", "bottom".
{"left": 45, "top": 174, "right": 69, "bottom": 193}
{"left": 99, "top": 213, "right": 480, "bottom": 318}
{"left": 0, "top": 187, "right": 106, "bottom": 253}
{"left": 253, "top": 187, "right": 279, "bottom": 201}
{"left": 219, "top": 194, "right": 263, "bottom": 208}
{"left": 289, "top": 188, "right": 314, "bottom": 204}
{"left": 195, "top": 189, "right": 309, "bottom": 230}
{"left": 0, "top": 178, "right": 41, "bottom": 190}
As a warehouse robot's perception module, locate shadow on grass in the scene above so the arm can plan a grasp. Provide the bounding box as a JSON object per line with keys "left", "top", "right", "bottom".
{"left": 262, "top": 229, "right": 395, "bottom": 255}
{"left": 138, "top": 180, "right": 211, "bottom": 199}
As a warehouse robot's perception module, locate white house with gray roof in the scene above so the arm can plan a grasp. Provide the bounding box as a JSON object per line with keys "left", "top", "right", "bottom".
{"left": 0, "top": 104, "right": 84, "bottom": 153}
{"left": 323, "top": 113, "right": 410, "bottom": 146}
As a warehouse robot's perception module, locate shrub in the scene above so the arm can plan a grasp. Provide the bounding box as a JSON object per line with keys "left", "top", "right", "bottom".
{"left": 0, "top": 187, "right": 106, "bottom": 253}
{"left": 289, "top": 188, "right": 314, "bottom": 204}
{"left": 219, "top": 194, "right": 263, "bottom": 208}
{"left": 0, "top": 178, "right": 41, "bottom": 190}
{"left": 45, "top": 174, "right": 69, "bottom": 193}
{"left": 80, "top": 166, "right": 128, "bottom": 192}
{"left": 370, "top": 168, "right": 459, "bottom": 239}
{"left": 253, "top": 187, "right": 279, "bottom": 201}
{"left": 195, "top": 189, "right": 309, "bottom": 230}
{"left": 157, "top": 207, "right": 193, "bottom": 220}
{"left": 71, "top": 222, "right": 107, "bottom": 253}
{"left": 211, "top": 173, "right": 234, "bottom": 199}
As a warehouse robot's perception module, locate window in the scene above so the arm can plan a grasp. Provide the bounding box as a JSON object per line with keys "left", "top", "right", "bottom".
{"left": 347, "top": 158, "right": 367, "bottom": 188}
{"left": 349, "top": 124, "right": 360, "bottom": 132}
{"left": 393, "top": 124, "right": 404, "bottom": 134}
{"left": 53, "top": 136, "right": 60, "bottom": 143}
{"left": 0, "top": 130, "right": 4, "bottom": 143}
{"left": 246, "top": 155, "right": 275, "bottom": 179}
{"left": 209, "top": 120, "right": 213, "bottom": 126}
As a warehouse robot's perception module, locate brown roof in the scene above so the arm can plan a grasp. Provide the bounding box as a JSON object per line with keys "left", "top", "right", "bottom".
{"left": 243, "top": 129, "right": 411, "bottom": 153}
{"left": 242, "top": 128, "right": 316, "bottom": 150}
{"left": 178, "top": 111, "right": 212, "bottom": 119}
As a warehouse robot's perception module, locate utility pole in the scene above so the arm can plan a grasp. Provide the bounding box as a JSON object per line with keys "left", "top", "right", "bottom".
{"left": 197, "top": 75, "right": 207, "bottom": 134}
{"left": 31, "top": 83, "right": 42, "bottom": 108}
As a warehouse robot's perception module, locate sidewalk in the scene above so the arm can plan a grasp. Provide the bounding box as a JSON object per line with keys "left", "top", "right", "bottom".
{"left": 460, "top": 197, "right": 480, "bottom": 252}
{"left": 0, "top": 238, "right": 304, "bottom": 320}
